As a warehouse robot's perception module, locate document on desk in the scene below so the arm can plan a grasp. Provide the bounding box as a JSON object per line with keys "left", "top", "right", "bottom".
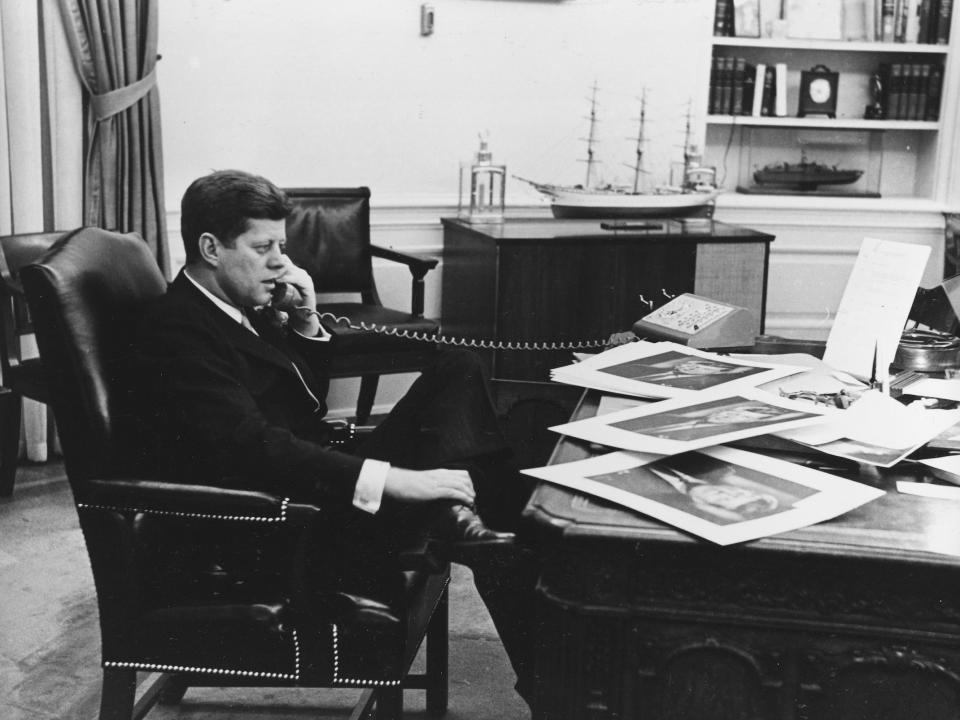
{"left": 822, "top": 238, "right": 931, "bottom": 381}
{"left": 522, "top": 446, "right": 885, "bottom": 546}
{"left": 551, "top": 340, "right": 804, "bottom": 399}
{"left": 551, "top": 388, "right": 832, "bottom": 456}
{"left": 776, "top": 390, "right": 960, "bottom": 467}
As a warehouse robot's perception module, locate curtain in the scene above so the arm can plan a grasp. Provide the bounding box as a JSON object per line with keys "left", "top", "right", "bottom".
{"left": 57, "top": 0, "right": 169, "bottom": 278}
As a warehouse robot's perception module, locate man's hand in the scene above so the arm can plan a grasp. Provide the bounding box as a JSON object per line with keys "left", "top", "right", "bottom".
{"left": 276, "top": 256, "right": 322, "bottom": 336}
{"left": 383, "top": 467, "right": 475, "bottom": 506}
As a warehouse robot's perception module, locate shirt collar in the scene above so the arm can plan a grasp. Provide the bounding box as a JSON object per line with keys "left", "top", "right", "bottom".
{"left": 183, "top": 268, "right": 245, "bottom": 325}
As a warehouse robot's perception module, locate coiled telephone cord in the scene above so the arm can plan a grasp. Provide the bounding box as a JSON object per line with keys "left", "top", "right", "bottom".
{"left": 316, "top": 311, "right": 608, "bottom": 352}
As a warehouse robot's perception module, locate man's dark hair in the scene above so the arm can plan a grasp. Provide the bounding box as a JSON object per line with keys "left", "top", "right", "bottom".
{"left": 180, "top": 169, "right": 293, "bottom": 264}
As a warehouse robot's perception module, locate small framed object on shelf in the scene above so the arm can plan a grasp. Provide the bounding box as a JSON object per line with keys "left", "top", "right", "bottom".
{"left": 798, "top": 65, "right": 838, "bottom": 118}
{"left": 732, "top": 0, "right": 761, "bottom": 38}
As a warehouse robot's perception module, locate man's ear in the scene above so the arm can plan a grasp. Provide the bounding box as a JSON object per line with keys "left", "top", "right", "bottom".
{"left": 197, "top": 232, "right": 221, "bottom": 266}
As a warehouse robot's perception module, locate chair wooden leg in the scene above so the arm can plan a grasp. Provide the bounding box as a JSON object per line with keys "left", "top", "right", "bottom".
{"left": 0, "top": 390, "right": 22, "bottom": 497}
{"left": 425, "top": 586, "right": 449, "bottom": 716}
{"left": 356, "top": 375, "right": 380, "bottom": 424}
{"left": 375, "top": 686, "right": 403, "bottom": 720}
{"left": 98, "top": 668, "right": 136, "bottom": 720}
{"left": 156, "top": 674, "right": 189, "bottom": 705}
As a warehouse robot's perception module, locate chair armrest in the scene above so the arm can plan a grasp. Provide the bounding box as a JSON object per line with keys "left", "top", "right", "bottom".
{"left": 371, "top": 244, "right": 439, "bottom": 277}
{"left": 81, "top": 477, "right": 320, "bottom": 527}
{"left": 370, "top": 245, "right": 439, "bottom": 319}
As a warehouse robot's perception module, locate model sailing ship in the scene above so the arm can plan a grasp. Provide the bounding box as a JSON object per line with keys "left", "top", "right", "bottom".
{"left": 515, "top": 85, "right": 720, "bottom": 219}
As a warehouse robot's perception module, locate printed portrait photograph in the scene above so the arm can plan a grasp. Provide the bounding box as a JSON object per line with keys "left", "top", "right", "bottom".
{"left": 598, "top": 350, "right": 766, "bottom": 391}
{"left": 609, "top": 395, "right": 818, "bottom": 442}
{"left": 586, "top": 451, "right": 818, "bottom": 525}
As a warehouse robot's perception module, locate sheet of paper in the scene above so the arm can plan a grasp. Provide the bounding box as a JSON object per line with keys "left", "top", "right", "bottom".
{"left": 522, "top": 446, "right": 884, "bottom": 546}
{"left": 917, "top": 455, "right": 960, "bottom": 485}
{"left": 551, "top": 388, "right": 832, "bottom": 456}
{"left": 551, "top": 340, "right": 804, "bottom": 400}
{"left": 776, "top": 390, "right": 960, "bottom": 466}
{"left": 822, "top": 238, "right": 931, "bottom": 381}
{"left": 596, "top": 394, "right": 650, "bottom": 416}
{"left": 901, "top": 378, "right": 960, "bottom": 402}
{"left": 896, "top": 481, "right": 960, "bottom": 501}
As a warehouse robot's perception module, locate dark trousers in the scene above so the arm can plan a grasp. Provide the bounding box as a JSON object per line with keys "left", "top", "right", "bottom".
{"left": 317, "top": 349, "right": 539, "bottom": 695}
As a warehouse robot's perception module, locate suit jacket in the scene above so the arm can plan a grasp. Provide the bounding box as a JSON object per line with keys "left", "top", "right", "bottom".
{"left": 135, "top": 270, "right": 366, "bottom": 503}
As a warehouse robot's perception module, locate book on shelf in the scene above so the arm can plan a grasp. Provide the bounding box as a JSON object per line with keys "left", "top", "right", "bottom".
{"left": 774, "top": 62, "right": 788, "bottom": 117}
{"left": 720, "top": 56, "right": 736, "bottom": 114}
{"left": 903, "top": 63, "right": 919, "bottom": 119}
{"left": 714, "top": 0, "right": 733, "bottom": 35}
{"left": 881, "top": 0, "right": 897, "bottom": 39}
{"left": 916, "top": 63, "right": 930, "bottom": 119}
{"left": 742, "top": 61, "right": 757, "bottom": 115}
{"left": 761, "top": 64, "right": 776, "bottom": 116}
{"left": 936, "top": 0, "right": 953, "bottom": 42}
{"left": 751, "top": 63, "right": 766, "bottom": 116}
{"left": 731, "top": 57, "right": 747, "bottom": 114}
{"left": 904, "top": 0, "right": 921, "bottom": 41}
{"left": 926, "top": 63, "right": 943, "bottom": 119}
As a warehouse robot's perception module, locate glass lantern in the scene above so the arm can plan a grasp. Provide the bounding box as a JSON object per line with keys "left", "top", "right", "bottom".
{"left": 458, "top": 133, "right": 506, "bottom": 224}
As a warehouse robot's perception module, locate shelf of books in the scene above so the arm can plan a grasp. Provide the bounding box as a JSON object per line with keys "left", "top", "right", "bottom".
{"left": 706, "top": 0, "right": 958, "bottom": 203}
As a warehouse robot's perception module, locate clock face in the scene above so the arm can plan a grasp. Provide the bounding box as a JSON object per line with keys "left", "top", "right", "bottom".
{"left": 809, "top": 77, "right": 832, "bottom": 104}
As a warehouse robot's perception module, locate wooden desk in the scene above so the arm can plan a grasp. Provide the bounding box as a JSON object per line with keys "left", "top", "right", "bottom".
{"left": 440, "top": 217, "right": 774, "bottom": 383}
{"left": 523, "top": 392, "right": 960, "bottom": 720}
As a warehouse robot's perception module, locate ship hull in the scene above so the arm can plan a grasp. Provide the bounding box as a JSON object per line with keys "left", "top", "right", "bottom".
{"left": 546, "top": 190, "right": 719, "bottom": 219}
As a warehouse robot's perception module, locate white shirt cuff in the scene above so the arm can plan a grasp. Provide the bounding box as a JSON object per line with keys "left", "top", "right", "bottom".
{"left": 295, "top": 323, "right": 331, "bottom": 341}
{"left": 352, "top": 458, "right": 390, "bottom": 514}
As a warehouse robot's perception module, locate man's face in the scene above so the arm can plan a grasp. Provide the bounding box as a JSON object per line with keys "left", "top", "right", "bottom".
{"left": 675, "top": 359, "right": 730, "bottom": 375}
{"left": 706, "top": 404, "right": 779, "bottom": 425}
{"left": 213, "top": 218, "right": 287, "bottom": 308}
{"left": 689, "top": 483, "right": 773, "bottom": 513}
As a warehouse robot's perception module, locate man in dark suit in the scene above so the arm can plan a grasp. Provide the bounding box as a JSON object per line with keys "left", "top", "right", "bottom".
{"left": 135, "top": 169, "right": 538, "bottom": 704}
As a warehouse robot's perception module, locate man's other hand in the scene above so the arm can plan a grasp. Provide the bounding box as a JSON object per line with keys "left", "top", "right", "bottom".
{"left": 383, "top": 467, "right": 476, "bottom": 505}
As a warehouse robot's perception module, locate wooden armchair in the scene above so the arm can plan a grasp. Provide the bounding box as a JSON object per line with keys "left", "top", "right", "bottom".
{"left": 284, "top": 187, "right": 440, "bottom": 423}
{"left": 0, "top": 231, "right": 62, "bottom": 496}
{"left": 22, "top": 227, "right": 449, "bottom": 719}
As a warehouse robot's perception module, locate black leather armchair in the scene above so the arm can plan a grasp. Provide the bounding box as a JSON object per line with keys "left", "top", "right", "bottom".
{"left": 21, "top": 227, "right": 450, "bottom": 720}
{"left": 0, "top": 231, "right": 62, "bottom": 496}
{"left": 284, "top": 187, "right": 441, "bottom": 424}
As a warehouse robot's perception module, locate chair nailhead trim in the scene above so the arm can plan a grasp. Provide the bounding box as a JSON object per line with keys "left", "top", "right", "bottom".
{"left": 330, "top": 623, "right": 401, "bottom": 687}
{"left": 78, "top": 497, "right": 290, "bottom": 523}
{"left": 104, "top": 629, "right": 301, "bottom": 681}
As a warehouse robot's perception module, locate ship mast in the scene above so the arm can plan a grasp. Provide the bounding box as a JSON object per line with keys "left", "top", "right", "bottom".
{"left": 629, "top": 89, "right": 647, "bottom": 194}
{"left": 681, "top": 99, "right": 698, "bottom": 188}
{"left": 580, "top": 81, "right": 599, "bottom": 189}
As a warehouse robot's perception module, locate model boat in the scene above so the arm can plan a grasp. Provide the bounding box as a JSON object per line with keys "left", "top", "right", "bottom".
{"left": 514, "top": 85, "right": 720, "bottom": 219}
{"left": 753, "top": 154, "right": 863, "bottom": 190}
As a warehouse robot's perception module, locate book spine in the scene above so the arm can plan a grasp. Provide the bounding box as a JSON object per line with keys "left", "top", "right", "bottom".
{"left": 714, "top": 0, "right": 730, "bottom": 35}
{"left": 936, "top": 0, "right": 953, "bottom": 42}
{"left": 882, "top": 0, "right": 897, "bottom": 39}
{"left": 751, "top": 63, "right": 766, "bottom": 116}
{"left": 731, "top": 57, "right": 747, "bottom": 115}
{"left": 709, "top": 56, "right": 722, "bottom": 114}
{"left": 895, "top": 0, "right": 907, "bottom": 39}
{"left": 918, "top": 0, "right": 933, "bottom": 41}
{"left": 905, "top": 0, "right": 921, "bottom": 40}
{"left": 721, "top": 56, "right": 736, "bottom": 114}
{"left": 904, "top": 63, "right": 920, "bottom": 119}
{"left": 916, "top": 63, "right": 930, "bottom": 119}
{"left": 741, "top": 62, "right": 756, "bottom": 115}
{"left": 774, "top": 62, "right": 788, "bottom": 117}
{"left": 761, "top": 65, "right": 775, "bottom": 116}
{"left": 889, "top": 62, "right": 904, "bottom": 118}
{"left": 925, "top": 63, "right": 943, "bottom": 119}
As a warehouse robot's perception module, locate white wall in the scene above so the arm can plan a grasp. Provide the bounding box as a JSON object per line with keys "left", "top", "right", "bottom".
{"left": 158, "top": 0, "right": 715, "bottom": 415}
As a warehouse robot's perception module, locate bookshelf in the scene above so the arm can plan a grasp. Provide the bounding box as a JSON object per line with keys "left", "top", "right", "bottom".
{"left": 704, "top": 3, "right": 958, "bottom": 203}
{"left": 702, "top": 0, "right": 960, "bottom": 343}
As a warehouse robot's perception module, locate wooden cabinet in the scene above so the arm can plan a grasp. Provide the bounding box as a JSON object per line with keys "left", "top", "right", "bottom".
{"left": 440, "top": 217, "right": 774, "bottom": 383}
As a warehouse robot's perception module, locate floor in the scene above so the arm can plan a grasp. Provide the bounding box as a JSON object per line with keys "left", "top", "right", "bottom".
{"left": 0, "top": 461, "right": 532, "bottom": 720}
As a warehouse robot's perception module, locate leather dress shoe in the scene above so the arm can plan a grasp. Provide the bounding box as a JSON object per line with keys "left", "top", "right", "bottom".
{"left": 434, "top": 504, "right": 516, "bottom": 569}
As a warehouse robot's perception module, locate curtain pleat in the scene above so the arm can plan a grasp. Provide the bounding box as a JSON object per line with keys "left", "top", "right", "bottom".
{"left": 56, "top": 0, "right": 169, "bottom": 278}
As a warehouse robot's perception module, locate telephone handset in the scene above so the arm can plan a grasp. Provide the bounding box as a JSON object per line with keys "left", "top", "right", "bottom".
{"left": 270, "top": 281, "right": 304, "bottom": 310}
